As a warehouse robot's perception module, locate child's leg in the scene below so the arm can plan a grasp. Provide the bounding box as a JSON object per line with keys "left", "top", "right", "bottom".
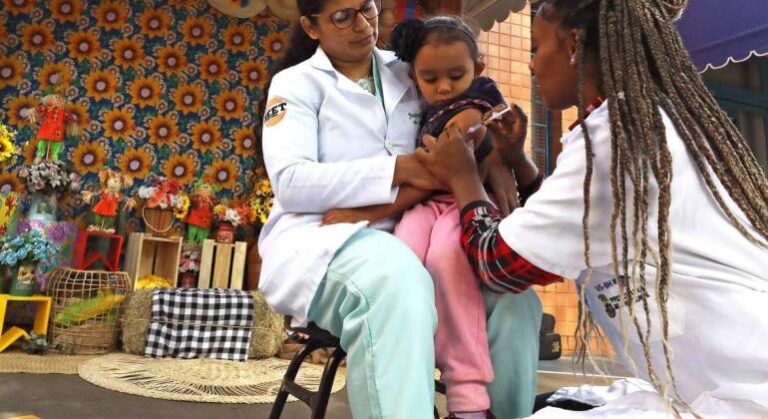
{"left": 393, "top": 200, "right": 440, "bottom": 263}
{"left": 425, "top": 197, "right": 493, "bottom": 414}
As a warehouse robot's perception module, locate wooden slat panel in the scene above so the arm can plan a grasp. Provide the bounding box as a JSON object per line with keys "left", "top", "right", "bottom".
{"left": 124, "top": 233, "right": 142, "bottom": 289}
{"left": 198, "top": 239, "right": 215, "bottom": 289}
{"left": 213, "top": 244, "right": 233, "bottom": 289}
{"left": 229, "top": 242, "right": 247, "bottom": 290}
{"left": 139, "top": 240, "right": 156, "bottom": 282}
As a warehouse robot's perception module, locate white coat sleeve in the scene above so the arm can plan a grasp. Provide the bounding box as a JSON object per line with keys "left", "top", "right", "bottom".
{"left": 262, "top": 72, "right": 400, "bottom": 213}
{"left": 498, "top": 114, "right": 617, "bottom": 279}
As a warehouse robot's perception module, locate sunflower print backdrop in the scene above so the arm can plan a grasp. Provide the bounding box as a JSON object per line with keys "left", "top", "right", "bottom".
{"left": 0, "top": 0, "right": 288, "bottom": 230}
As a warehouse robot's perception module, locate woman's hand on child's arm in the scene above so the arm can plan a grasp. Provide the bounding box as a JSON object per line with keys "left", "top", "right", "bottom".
{"left": 417, "top": 127, "right": 489, "bottom": 209}
{"left": 322, "top": 186, "right": 432, "bottom": 226}
{"left": 394, "top": 153, "right": 444, "bottom": 191}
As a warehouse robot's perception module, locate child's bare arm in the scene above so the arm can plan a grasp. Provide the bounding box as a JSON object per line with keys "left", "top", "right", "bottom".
{"left": 322, "top": 186, "right": 432, "bottom": 225}
{"left": 443, "top": 108, "right": 486, "bottom": 146}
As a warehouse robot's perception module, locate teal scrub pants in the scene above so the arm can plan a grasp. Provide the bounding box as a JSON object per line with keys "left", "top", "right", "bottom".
{"left": 307, "top": 228, "right": 542, "bottom": 419}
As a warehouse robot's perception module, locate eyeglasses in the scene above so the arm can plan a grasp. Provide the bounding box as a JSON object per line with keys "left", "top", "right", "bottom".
{"left": 313, "top": 1, "right": 381, "bottom": 30}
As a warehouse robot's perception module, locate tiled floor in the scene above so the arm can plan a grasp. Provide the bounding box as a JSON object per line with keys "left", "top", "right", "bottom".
{"left": 1, "top": 356, "right": 631, "bottom": 419}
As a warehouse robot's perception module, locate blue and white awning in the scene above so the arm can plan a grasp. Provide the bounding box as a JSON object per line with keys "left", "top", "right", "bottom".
{"left": 462, "top": 0, "right": 527, "bottom": 31}
{"left": 677, "top": 0, "right": 768, "bottom": 72}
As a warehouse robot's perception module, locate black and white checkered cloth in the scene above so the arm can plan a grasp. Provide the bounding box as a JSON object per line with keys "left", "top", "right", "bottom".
{"left": 145, "top": 288, "right": 254, "bottom": 361}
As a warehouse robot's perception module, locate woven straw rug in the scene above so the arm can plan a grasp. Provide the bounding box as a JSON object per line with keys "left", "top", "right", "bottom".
{"left": 0, "top": 351, "right": 97, "bottom": 374}
{"left": 78, "top": 353, "right": 346, "bottom": 404}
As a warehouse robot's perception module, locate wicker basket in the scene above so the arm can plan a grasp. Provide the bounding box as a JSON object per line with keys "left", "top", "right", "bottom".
{"left": 143, "top": 207, "right": 175, "bottom": 237}
{"left": 47, "top": 268, "right": 132, "bottom": 354}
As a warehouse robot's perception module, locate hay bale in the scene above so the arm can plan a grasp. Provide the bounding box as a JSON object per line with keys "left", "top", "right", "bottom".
{"left": 120, "top": 288, "right": 153, "bottom": 355}
{"left": 119, "top": 289, "right": 283, "bottom": 359}
{"left": 248, "top": 290, "right": 283, "bottom": 359}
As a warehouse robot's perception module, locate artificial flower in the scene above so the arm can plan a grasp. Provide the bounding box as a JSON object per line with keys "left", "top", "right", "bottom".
{"left": 214, "top": 90, "right": 246, "bottom": 120}
{"left": 262, "top": 31, "right": 287, "bottom": 59}
{"left": 139, "top": 8, "right": 170, "bottom": 37}
{"left": 172, "top": 83, "right": 204, "bottom": 114}
{"left": 68, "top": 31, "right": 100, "bottom": 61}
{"left": 156, "top": 45, "right": 188, "bottom": 75}
{"left": 118, "top": 148, "right": 152, "bottom": 179}
{"left": 102, "top": 108, "right": 135, "bottom": 140}
{"left": 208, "top": 159, "right": 237, "bottom": 190}
{"left": 95, "top": 0, "right": 128, "bottom": 31}
{"left": 21, "top": 23, "right": 54, "bottom": 54}
{"left": 51, "top": 0, "right": 83, "bottom": 22}
{"left": 0, "top": 123, "right": 17, "bottom": 162}
{"left": 0, "top": 56, "right": 24, "bottom": 89}
{"left": 239, "top": 60, "right": 267, "bottom": 89}
{"left": 198, "top": 53, "right": 228, "bottom": 82}
{"left": 190, "top": 121, "right": 221, "bottom": 153}
{"left": 223, "top": 24, "right": 253, "bottom": 52}
{"left": 148, "top": 114, "right": 180, "bottom": 147}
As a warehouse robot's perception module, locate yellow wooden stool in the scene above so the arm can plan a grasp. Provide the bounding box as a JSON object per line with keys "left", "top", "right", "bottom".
{"left": 0, "top": 294, "right": 52, "bottom": 352}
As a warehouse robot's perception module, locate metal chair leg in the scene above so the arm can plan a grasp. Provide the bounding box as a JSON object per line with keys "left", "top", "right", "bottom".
{"left": 310, "top": 346, "right": 347, "bottom": 419}
{"left": 268, "top": 340, "right": 325, "bottom": 419}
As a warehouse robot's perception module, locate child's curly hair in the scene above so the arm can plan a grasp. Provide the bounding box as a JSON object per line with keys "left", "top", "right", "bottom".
{"left": 390, "top": 16, "right": 480, "bottom": 65}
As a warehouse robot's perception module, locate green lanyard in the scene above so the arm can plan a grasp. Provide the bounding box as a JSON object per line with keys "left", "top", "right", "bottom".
{"left": 372, "top": 53, "right": 386, "bottom": 116}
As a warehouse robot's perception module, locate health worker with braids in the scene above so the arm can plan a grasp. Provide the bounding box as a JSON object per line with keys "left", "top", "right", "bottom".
{"left": 321, "top": 16, "right": 547, "bottom": 419}
{"left": 257, "top": 1, "right": 545, "bottom": 418}
{"left": 417, "top": 0, "right": 768, "bottom": 417}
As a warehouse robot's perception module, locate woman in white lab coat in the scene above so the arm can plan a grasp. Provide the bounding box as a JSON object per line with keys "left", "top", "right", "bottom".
{"left": 417, "top": 0, "right": 768, "bottom": 417}
{"left": 257, "top": 1, "right": 543, "bottom": 418}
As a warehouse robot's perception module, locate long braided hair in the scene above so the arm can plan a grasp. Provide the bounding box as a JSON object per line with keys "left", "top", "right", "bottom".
{"left": 539, "top": 0, "right": 768, "bottom": 415}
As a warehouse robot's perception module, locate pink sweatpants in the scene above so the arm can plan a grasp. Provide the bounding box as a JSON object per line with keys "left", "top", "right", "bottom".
{"left": 394, "top": 194, "right": 494, "bottom": 413}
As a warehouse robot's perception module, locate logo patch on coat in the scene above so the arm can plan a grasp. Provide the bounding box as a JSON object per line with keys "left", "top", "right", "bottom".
{"left": 264, "top": 97, "right": 287, "bottom": 127}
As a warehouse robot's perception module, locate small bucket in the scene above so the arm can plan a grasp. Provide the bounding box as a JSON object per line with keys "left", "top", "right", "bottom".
{"left": 142, "top": 207, "right": 174, "bottom": 237}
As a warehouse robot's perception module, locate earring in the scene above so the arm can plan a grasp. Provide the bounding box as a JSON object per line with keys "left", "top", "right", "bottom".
{"left": 570, "top": 54, "right": 577, "bottom": 65}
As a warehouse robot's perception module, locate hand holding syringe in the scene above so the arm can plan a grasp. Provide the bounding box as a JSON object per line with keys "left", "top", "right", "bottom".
{"left": 466, "top": 106, "right": 511, "bottom": 135}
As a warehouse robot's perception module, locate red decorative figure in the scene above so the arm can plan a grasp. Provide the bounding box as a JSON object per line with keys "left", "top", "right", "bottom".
{"left": 25, "top": 81, "right": 78, "bottom": 162}
{"left": 185, "top": 180, "right": 219, "bottom": 246}
{"left": 82, "top": 169, "right": 136, "bottom": 234}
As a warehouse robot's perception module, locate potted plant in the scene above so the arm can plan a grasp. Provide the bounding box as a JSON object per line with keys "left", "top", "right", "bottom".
{"left": 136, "top": 177, "right": 187, "bottom": 237}
{"left": 0, "top": 230, "right": 59, "bottom": 296}
{"left": 0, "top": 122, "right": 18, "bottom": 165}
{"left": 178, "top": 248, "right": 201, "bottom": 288}
{"left": 212, "top": 203, "right": 254, "bottom": 243}
{"left": 249, "top": 178, "right": 274, "bottom": 227}
{"left": 245, "top": 177, "right": 273, "bottom": 290}
{"left": 17, "top": 159, "right": 81, "bottom": 222}
{"left": 22, "top": 332, "right": 51, "bottom": 355}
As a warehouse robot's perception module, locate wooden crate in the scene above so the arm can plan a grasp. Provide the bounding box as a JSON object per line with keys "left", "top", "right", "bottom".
{"left": 198, "top": 239, "right": 247, "bottom": 290}
{"left": 124, "top": 233, "right": 183, "bottom": 289}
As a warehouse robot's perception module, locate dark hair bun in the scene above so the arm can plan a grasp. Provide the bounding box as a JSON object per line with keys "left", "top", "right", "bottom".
{"left": 390, "top": 18, "right": 426, "bottom": 63}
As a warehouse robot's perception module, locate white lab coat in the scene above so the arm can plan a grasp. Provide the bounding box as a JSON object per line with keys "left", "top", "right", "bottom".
{"left": 258, "top": 47, "right": 423, "bottom": 327}
{"left": 500, "top": 101, "right": 768, "bottom": 417}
